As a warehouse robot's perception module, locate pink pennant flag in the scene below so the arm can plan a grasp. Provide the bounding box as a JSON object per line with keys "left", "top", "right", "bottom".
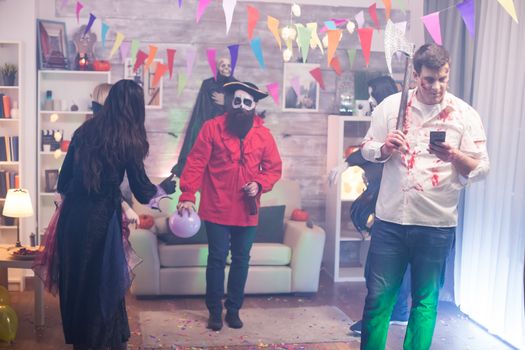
{"left": 145, "top": 45, "right": 158, "bottom": 69}
{"left": 355, "top": 11, "right": 365, "bottom": 28}
{"left": 330, "top": 56, "right": 342, "bottom": 76}
{"left": 357, "top": 27, "right": 374, "bottom": 67}
{"left": 456, "top": 0, "right": 475, "bottom": 38}
{"left": 186, "top": 49, "right": 197, "bottom": 77}
{"left": 368, "top": 3, "right": 380, "bottom": 30}
{"left": 196, "top": 0, "right": 212, "bottom": 23}
{"left": 421, "top": 12, "right": 442, "bottom": 45}
{"left": 383, "top": 0, "right": 392, "bottom": 20}
{"left": 119, "top": 41, "right": 130, "bottom": 63}
{"left": 247, "top": 5, "right": 260, "bottom": 40}
{"left": 76, "top": 1, "right": 84, "bottom": 24}
{"left": 290, "top": 76, "right": 301, "bottom": 97}
{"left": 266, "top": 82, "right": 280, "bottom": 106}
{"left": 152, "top": 62, "right": 168, "bottom": 87}
{"left": 133, "top": 50, "right": 148, "bottom": 73}
{"left": 309, "top": 67, "right": 325, "bottom": 90}
{"left": 167, "top": 49, "right": 176, "bottom": 79}
{"left": 207, "top": 48, "right": 217, "bottom": 79}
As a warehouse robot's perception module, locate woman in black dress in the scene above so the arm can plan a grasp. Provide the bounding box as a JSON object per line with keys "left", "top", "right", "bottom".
{"left": 55, "top": 79, "right": 174, "bottom": 349}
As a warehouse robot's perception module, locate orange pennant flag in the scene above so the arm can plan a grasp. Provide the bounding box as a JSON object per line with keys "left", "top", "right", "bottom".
{"left": 267, "top": 16, "right": 281, "bottom": 49}
{"left": 357, "top": 27, "right": 374, "bottom": 67}
{"left": 145, "top": 45, "right": 158, "bottom": 69}
{"left": 152, "top": 62, "right": 168, "bottom": 87}
{"left": 383, "top": 0, "right": 392, "bottom": 20}
{"left": 330, "top": 56, "right": 342, "bottom": 75}
{"left": 327, "top": 29, "right": 342, "bottom": 66}
{"left": 247, "top": 5, "right": 260, "bottom": 40}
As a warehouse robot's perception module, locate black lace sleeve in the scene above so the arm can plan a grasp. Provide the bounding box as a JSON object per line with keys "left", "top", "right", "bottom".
{"left": 125, "top": 161, "right": 157, "bottom": 204}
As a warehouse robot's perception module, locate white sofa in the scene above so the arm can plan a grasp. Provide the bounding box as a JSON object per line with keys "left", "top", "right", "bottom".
{"left": 128, "top": 179, "right": 326, "bottom": 296}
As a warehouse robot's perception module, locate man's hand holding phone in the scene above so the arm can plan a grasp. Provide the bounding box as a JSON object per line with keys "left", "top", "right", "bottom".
{"left": 428, "top": 131, "right": 456, "bottom": 162}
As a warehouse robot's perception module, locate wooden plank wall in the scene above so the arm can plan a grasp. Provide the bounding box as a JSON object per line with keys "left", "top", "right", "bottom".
{"left": 55, "top": 0, "right": 409, "bottom": 228}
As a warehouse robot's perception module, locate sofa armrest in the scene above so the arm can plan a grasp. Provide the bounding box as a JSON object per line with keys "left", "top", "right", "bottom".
{"left": 128, "top": 228, "right": 161, "bottom": 296}
{"left": 283, "top": 220, "right": 326, "bottom": 292}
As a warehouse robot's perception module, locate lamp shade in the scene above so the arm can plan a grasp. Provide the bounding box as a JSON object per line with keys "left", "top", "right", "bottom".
{"left": 2, "top": 188, "right": 34, "bottom": 218}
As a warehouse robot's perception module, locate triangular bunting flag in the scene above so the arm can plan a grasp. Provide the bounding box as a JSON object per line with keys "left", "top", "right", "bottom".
{"left": 357, "top": 27, "right": 374, "bottom": 67}
{"left": 266, "top": 82, "right": 280, "bottom": 106}
{"left": 330, "top": 56, "right": 342, "bottom": 75}
{"left": 327, "top": 29, "right": 342, "bottom": 66}
{"left": 152, "top": 62, "right": 168, "bottom": 87}
{"left": 497, "top": 0, "right": 518, "bottom": 23}
{"left": 178, "top": 0, "right": 182, "bottom": 8}
{"left": 267, "top": 16, "right": 282, "bottom": 49}
{"left": 196, "top": 0, "right": 211, "bottom": 23}
{"left": 167, "top": 48, "right": 176, "bottom": 79}
{"left": 247, "top": 5, "right": 260, "bottom": 40}
{"left": 76, "top": 1, "right": 83, "bottom": 24}
{"left": 207, "top": 48, "right": 217, "bottom": 79}
{"left": 228, "top": 44, "right": 239, "bottom": 77}
{"left": 383, "top": 0, "right": 392, "bottom": 20}
{"left": 144, "top": 45, "right": 158, "bottom": 69}
{"left": 223, "top": 0, "right": 237, "bottom": 34}
{"left": 369, "top": 3, "right": 380, "bottom": 30}
{"left": 109, "top": 32, "right": 125, "bottom": 59}
{"left": 178, "top": 71, "right": 188, "bottom": 96}
{"left": 250, "top": 37, "right": 265, "bottom": 69}
{"left": 101, "top": 22, "right": 109, "bottom": 48}
{"left": 84, "top": 13, "right": 96, "bottom": 35}
{"left": 456, "top": 0, "right": 475, "bottom": 38}
{"left": 119, "top": 41, "right": 130, "bottom": 63}
{"left": 296, "top": 24, "right": 312, "bottom": 63}
{"left": 355, "top": 11, "right": 365, "bottom": 28}
{"left": 309, "top": 67, "right": 325, "bottom": 90}
{"left": 133, "top": 50, "right": 148, "bottom": 73}
{"left": 307, "top": 22, "right": 323, "bottom": 53}
{"left": 347, "top": 48, "right": 357, "bottom": 68}
{"left": 421, "top": 12, "right": 442, "bottom": 45}
{"left": 130, "top": 40, "right": 140, "bottom": 65}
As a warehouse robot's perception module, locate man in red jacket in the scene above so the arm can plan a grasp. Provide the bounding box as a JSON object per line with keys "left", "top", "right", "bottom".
{"left": 177, "top": 81, "right": 282, "bottom": 331}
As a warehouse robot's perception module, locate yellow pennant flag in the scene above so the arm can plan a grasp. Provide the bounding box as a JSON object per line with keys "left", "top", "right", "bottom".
{"left": 267, "top": 16, "right": 281, "bottom": 49}
{"left": 497, "top": 0, "right": 518, "bottom": 23}
{"left": 307, "top": 22, "right": 323, "bottom": 54}
{"left": 109, "top": 32, "right": 125, "bottom": 59}
{"left": 145, "top": 45, "right": 158, "bottom": 69}
{"left": 327, "top": 29, "right": 342, "bottom": 66}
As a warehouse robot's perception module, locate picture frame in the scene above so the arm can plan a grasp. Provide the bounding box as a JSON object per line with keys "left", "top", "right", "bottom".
{"left": 37, "top": 19, "right": 69, "bottom": 70}
{"left": 282, "top": 63, "right": 320, "bottom": 112}
{"left": 124, "top": 58, "right": 163, "bottom": 109}
{"left": 45, "top": 169, "right": 59, "bottom": 193}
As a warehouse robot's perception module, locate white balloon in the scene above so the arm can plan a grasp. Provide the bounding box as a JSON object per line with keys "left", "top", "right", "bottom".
{"left": 291, "top": 3, "right": 301, "bottom": 17}
{"left": 346, "top": 21, "right": 356, "bottom": 34}
{"left": 283, "top": 48, "right": 293, "bottom": 62}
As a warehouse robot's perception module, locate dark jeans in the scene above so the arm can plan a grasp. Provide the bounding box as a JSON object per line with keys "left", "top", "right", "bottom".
{"left": 361, "top": 219, "right": 455, "bottom": 350}
{"left": 391, "top": 267, "right": 411, "bottom": 322}
{"left": 204, "top": 221, "right": 256, "bottom": 316}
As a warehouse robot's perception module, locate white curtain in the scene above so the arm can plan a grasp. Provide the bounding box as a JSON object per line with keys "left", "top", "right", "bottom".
{"left": 455, "top": 1, "right": 525, "bottom": 349}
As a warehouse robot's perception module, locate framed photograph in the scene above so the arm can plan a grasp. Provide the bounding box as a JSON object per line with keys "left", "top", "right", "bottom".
{"left": 124, "top": 58, "right": 163, "bottom": 109}
{"left": 282, "top": 63, "right": 320, "bottom": 112}
{"left": 45, "top": 169, "right": 59, "bottom": 193}
{"left": 37, "top": 19, "right": 69, "bottom": 69}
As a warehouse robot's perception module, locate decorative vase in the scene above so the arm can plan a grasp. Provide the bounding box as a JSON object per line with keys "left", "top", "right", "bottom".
{"left": 2, "top": 74, "right": 16, "bottom": 86}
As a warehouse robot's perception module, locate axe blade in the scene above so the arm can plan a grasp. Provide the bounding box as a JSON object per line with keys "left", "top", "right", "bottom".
{"left": 384, "top": 19, "right": 414, "bottom": 75}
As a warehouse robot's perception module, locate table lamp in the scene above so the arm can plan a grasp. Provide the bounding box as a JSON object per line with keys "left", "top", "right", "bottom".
{"left": 2, "top": 188, "right": 34, "bottom": 248}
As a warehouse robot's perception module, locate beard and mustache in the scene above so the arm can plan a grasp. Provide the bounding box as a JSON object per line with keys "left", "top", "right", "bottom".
{"left": 226, "top": 106, "right": 255, "bottom": 138}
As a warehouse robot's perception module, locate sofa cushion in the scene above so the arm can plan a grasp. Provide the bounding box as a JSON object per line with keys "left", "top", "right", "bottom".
{"left": 231, "top": 243, "right": 291, "bottom": 266}
{"left": 254, "top": 205, "right": 285, "bottom": 243}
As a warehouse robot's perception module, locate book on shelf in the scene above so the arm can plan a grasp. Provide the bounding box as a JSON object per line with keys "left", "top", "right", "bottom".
{"left": 2, "top": 95, "right": 11, "bottom": 118}
{"left": 0, "top": 136, "right": 19, "bottom": 161}
{"left": 0, "top": 93, "right": 4, "bottom": 118}
{"left": 0, "top": 170, "right": 18, "bottom": 197}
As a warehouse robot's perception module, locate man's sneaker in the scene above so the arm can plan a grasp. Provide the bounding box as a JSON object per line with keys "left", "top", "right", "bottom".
{"left": 207, "top": 314, "right": 223, "bottom": 331}
{"left": 389, "top": 319, "right": 409, "bottom": 326}
{"left": 225, "top": 310, "right": 243, "bottom": 329}
{"left": 349, "top": 320, "right": 362, "bottom": 335}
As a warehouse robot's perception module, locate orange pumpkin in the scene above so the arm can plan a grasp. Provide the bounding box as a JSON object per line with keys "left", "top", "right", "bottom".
{"left": 138, "top": 214, "right": 154, "bottom": 229}
{"left": 344, "top": 146, "right": 359, "bottom": 159}
{"left": 291, "top": 208, "right": 309, "bottom": 221}
{"left": 93, "top": 60, "right": 111, "bottom": 71}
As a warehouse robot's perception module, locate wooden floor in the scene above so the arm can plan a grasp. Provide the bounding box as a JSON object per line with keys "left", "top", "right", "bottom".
{"left": 2, "top": 272, "right": 515, "bottom": 350}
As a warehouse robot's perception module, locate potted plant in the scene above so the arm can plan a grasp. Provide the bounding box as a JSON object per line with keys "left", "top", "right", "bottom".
{"left": 1, "top": 63, "right": 18, "bottom": 86}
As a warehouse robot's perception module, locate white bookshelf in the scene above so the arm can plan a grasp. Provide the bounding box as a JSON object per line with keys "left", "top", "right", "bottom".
{"left": 37, "top": 69, "right": 111, "bottom": 242}
{"left": 324, "top": 115, "right": 372, "bottom": 282}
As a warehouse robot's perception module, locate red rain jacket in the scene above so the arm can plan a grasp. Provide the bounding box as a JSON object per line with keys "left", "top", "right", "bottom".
{"left": 179, "top": 114, "right": 282, "bottom": 226}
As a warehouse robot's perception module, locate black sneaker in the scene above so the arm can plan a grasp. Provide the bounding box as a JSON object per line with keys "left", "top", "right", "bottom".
{"left": 350, "top": 320, "right": 362, "bottom": 335}
{"left": 225, "top": 310, "right": 243, "bottom": 329}
{"left": 207, "top": 314, "right": 223, "bottom": 331}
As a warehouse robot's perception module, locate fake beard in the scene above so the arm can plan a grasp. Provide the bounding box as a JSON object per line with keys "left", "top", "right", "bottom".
{"left": 226, "top": 108, "right": 255, "bottom": 138}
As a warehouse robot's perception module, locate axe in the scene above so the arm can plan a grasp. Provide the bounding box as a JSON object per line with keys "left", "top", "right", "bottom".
{"left": 384, "top": 20, "right": 415, "bottom": 131}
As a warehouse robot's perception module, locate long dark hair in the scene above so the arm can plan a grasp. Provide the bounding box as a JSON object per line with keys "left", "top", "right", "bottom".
{"left": 75, "top": 79, "right": 149, "bottom": 193}
{"left": 368, "top": 76, "right": 398, "bottom": 105}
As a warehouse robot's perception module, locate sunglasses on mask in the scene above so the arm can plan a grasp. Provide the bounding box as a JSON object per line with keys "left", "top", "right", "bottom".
{"left": 232, "top": 95, "right": 255, "bottom": 111}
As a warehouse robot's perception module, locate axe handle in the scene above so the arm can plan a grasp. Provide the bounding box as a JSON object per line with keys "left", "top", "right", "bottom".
{"left": 396, "top": 55, "right": 413, "bottom": 130}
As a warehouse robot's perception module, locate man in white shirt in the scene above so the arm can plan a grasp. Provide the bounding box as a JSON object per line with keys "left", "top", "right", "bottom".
{"left": 359, "top": 43, "right": 489, "bottom": 350}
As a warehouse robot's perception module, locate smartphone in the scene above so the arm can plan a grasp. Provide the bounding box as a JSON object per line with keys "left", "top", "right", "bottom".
{"left": 429, "top": 131, "right": 446, "bottom": 145}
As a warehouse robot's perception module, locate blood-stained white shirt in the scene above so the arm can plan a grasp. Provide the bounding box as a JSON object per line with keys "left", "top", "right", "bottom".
{"left": 361, "top": 89, "right": 489, "bottom": 227}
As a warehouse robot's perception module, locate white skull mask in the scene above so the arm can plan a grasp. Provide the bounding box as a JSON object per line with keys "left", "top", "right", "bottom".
{"left": 232, "top": 90, "right": 256, "bottom": 111}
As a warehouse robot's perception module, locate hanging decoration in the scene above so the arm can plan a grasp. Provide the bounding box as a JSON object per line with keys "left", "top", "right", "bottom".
{"left": 167, "top": 48, "right": 176, "bottom": 79}
{"left": 119, "top": 41, "right": 130, "bottom": 63}
{"left": 346, "top": 21, "right": 356, "bottom": 34}
{"left": 296, "top": 24, "right": 312, "bottom": 62}
{"left": 347, "top": 48, "right": 357, "bottom": 68}
{"left": 247, "top": 5, "right": 260, "bottom": 40}
{"left": 178, "top": 71, "right": 187, "bottom": 96}
{"left": 196, "top": 0, "right": 212, "bottom": 23}
{"left": 421, "top": 12, "right": 442, "bottom": 45}
{"left": 330, "top": 56, "right": 342, "bottom": 75}
{"left": 266, "top": 82, "right": 280, "bottom": 105}
{"left": 223, "top": 0, "right": 237, "bottom": 34}
{"left": 228, "top": 44, "right": 240, "bottom": 77}
{"left": 307, "top": 22, "right": 323, "bottom": 53}
{"left": 130, "top": 39, "right": 140, "bottom": 65}
{"left": 101, "top": 22, "right": 109, "bottom": 48}
{"left": 357, "top": 27, "right": 373, "bottom": 67}
{"left": 327, "top": 29, "right": 342, "bottom": 65}
{"left": 76, "top": 1, "right": 84, "bottom": 24}
{"left": 144, "top": 45, "right": 158, "bottom": 69}
{"left": 206, "top": 48, "right": 217, "bottom": 79}
{"left": 369, "top": 3, "right": 380, "bottom": 30}
{"left": 153, "top": 63, "right": 168, "bottom": 87}
{"left": 456, "top": 0, "right": 475, "bottom": 38}
{"left": 267, "top": 16, "right": 282, "bottom": 49}
{"left": 84, "top": 13, "right": 96, "bottom": 35}
{"left": 250, "top": 37, "right": 265, "bottom": 69}
{"left": 291, "top": 3, "right": 301, "bottom": 17}
{"left": 133, "top": 50, "right": 148, "bottom": 73}
{"left": 355, "top": 11, "right": 365, "bottom": 28}
{"left": 383, "top": 0, "right": 392, "bottom": 20}
{"left": 497, "top": 0, "right": 518, "bottom": 23}
{"left": 109, "top": 32, "right": 125, "bottom": 59}
{"left": 309, "top": 67, "right": 325, "bottom": 90}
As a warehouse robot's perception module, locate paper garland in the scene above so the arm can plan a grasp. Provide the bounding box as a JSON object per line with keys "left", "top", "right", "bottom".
{"left": 206, "top": 48, "right": 217, "bottom": 79}
{"left": 133, "top": 50, "right": 148, "bottom": 73}
{"left": 76, "top": 1, "right": 83, "bottom": 24}
{"left": 101, "top": 22, "right": 109, "bottom": 48}
{"left": 266, "top": 82, "right": 280, "bottom": 105}
{"left": 369, "top": 4, "right": 380, "bottom": 30}
{"left": 119, "top": 41, "right": 130, "bottom": 64}
{"left": 145, "top": 45, "right": 158, "bottom": 69}
{"left": 109, "top": 32, "right": 125, "bottom": 59}
{"left": 228, "top": 44, "right": 239, "bottom": 77}
{"left": 84, "top": 13, "right": 96, "bottom": 35}
{"left": 250, "top": 37, "right": 265, "bottom": 69}
{"left": 223, "top": 0, "right": 237, "bottom": 34}
{"left": 421, "top": 12, "right": 442, "bottom": 45}
{"left": 357, "top": 27, "right": 373, "bottom": 67}
{"left": 152, "top": 62, "right": 168, "bottom": 87}
{"left": 309, "top": 67, "right": 325, "bottom": 90}
{"left": 267, "top": 16, "right": 282, "bottom": 49}
{"left": 196, "top": 0, "right": 211, "bottom": 23}
{"left": 456, "top": 0, "right": 475, "bottom": 38}
{"left": 167, "top": 49, "right": 176, "bottom": 79}
{"left": 247, "top": 6, "right": 260, "bottom": 40}
{"left": 330, "top": 56, "right": 342, "bottom": 75}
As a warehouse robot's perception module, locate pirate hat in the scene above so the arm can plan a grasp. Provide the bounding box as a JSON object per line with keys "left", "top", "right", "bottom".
{"left": 223, "top": 81, "right": 268, "bottom": 101}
